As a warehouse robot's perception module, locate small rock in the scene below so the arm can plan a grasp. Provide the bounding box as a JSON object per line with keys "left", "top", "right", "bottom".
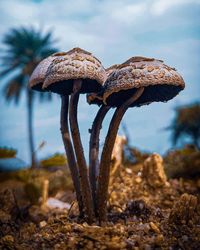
{"left": 39, "top": 220, "right": 47, "bottom": 228}
{"left": 141, "top": 153, "right": 167, "bottom": 188}
{"left": 155, "top": 234, "right": 164, "bottom": 245}
{"left": 135, "top": 177, "right": 142, "bottom": 183}
{"left": 0, "top": 209, "right": 11, "bottom": 223}
{"left": 169, "top": 193, "right": 198, "bottom": 224}
{"left": 149, "top": 222, "right": 160, "bottom": 234}
{"left": 125, "top": 168, "right": 132, "bottom": 174}
{"left": 1, "top": 235, "right": 14, "bottom": 245}
{"left": 182, "top": 235, "right": 188, "bottom": 242}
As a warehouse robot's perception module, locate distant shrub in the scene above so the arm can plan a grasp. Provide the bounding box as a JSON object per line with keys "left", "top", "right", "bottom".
{"left": 168, "top": 103, "right": 200, "bottom": 149}
{"left": 40, "top": 153, "right": 67, "bottom": 168}
{"left": 0, "top": 147, "right": 17, "bottom": 158}
{"left": 123, "top": 146, "right": 150, "bottom": 166}
{"left": 164, "top": 145, "right": 200, "bottom": 178}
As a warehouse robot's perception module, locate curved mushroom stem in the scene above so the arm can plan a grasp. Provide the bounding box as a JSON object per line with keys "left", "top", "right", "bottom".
{"left": 69, "top": 79, "right": 94, "bottom": 223}
{"left": 89, "top": 105, "right": 110, "bottom": 213}
{"left": 97, "top": 87, "right": 144, "bottom": 222}
{"left": 60, "top": 95, "right": 84, "bottom": 217}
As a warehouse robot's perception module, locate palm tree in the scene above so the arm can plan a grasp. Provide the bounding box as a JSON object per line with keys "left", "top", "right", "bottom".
{"left": 0, "top": 27, "right": 58, "bottom": 168}
{"left": 168, "top": 103, "right": 200, "bottom": 149}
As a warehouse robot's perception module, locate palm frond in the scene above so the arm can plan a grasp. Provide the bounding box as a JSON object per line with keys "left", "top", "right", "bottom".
{"left": 1, "top": 26, "right": 58, "bottom": 67}
{"left": 0, "top": 64, "right": 19, "bottom": 78}
{"left": 3, "top": 73, "right": 25, "bottom": 104}
{"left": 1, "top": 26, "right": 58, "bottom": 104}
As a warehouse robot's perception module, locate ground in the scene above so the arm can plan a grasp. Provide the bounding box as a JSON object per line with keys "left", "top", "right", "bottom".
{"left": 0, "top": 155, "right": 199, "bottom": 250}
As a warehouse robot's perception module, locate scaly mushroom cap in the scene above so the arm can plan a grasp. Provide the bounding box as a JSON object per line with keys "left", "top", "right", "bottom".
{"left": 43, "top": 48, "right": 106, "bottom": 95}
{"left": 87, "top": 64, "right": 119, "bottom": 106}
{"left": 106, "top": 64, "right": 120, "bottom": 77}
{"left": 29, "top": 52, "right": 67, "bottom": 91}
{"left": 103, "top": 56, "right": 185, "bottom": 107}
{"left": 87, "top": 92, "right": 104, "bottom": 106}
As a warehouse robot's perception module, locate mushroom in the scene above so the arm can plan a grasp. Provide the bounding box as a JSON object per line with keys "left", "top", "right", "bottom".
{"left": 29, "top": 55, "right": 56, "bottom": 91}
{"left": 43, "top": 48, "right": 107, "bottom": 222}
{"left": 96, "top": 56, "right": 185, "bottom": 222}
{"left": 87, "top": 93, "right": 110, "bottom": 212}
{"left": 86, "top": 63, "right": 119, "bottom": 210}
{"left": 29, "top": 52, "right": 84, "bottom": 217}
{"left": 106, "top": 64, "right": 120, "bottom": 76}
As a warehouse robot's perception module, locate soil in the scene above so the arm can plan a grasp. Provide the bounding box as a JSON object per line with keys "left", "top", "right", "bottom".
{"left": 0, "top": 161, "right": 199, "bottom": 250}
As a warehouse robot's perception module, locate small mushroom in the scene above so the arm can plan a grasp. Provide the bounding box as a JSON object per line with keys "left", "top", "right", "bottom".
{"left": 87, "top": 63, "right": 120, "bottom": 203}
{"left": 43, "top": 48, "right": 107, "bottom": 222}
{"left": 29, "top": 52, "right": 84, "bottom": 217}
{"left": 97, "top": 56, "right": 185, "bottom": 222}
{"left": 87, "top": 92, "right": 110, "bottom": 212}
{"left": 106, "top": 64, "right": 120, "bottom": 76}
{"left": 103, "top": 56, "right": 185, "bottom": 107}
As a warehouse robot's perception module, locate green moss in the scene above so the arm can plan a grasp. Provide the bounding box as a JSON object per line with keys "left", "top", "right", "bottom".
{"left": 40, "top": 153, "right": 67, "bottom": 168}
{"left": 0, "top": 147, "right": 17, "bottom": 158}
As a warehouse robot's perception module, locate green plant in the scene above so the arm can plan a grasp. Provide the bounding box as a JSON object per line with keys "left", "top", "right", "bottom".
{"left": 40, "top": 153, "right": 67, "bottom": 168}
{"left": 168, "top": 103, "right": 200, "bottom": 149}
{"left": 0, "top": 147, "right": 17, "bottom": 158}
{"left": 164, "top": 145, "right": 200, "bottom": 178}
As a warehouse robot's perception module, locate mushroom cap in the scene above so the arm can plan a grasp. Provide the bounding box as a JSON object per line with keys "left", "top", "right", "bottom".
{"left": 106, "top": 64, "right": 120, "bottom": 76}
{"left": 87, "top": 92, "right": 104, "bottom": 106}
{"left": 43, "top": 47, "right": 106, "bottom": 95}
{"left": 29, "top": 52, "right": 66, "bottom": 91}
{"left": 103, "top": 56, "right": 185, "bottom": 107}
{"left": 87, "top": 64, "right": 120, "bottom": 106}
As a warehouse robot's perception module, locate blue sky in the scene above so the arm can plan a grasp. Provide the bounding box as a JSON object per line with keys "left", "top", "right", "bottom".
{"left": 0, "top": 0, "right": 200, "bottom": 164}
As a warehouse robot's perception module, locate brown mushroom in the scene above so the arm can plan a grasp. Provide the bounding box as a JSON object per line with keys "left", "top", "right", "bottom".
{"left": 43, "top": 48, "right": 106, "bottom": 222}
{"left": 87, "top": 92, "right": 110, "bottom": 212}
{"left": 106, "top": 64, "right": 120, "bottom": 76}
{"left": 29, "top": 52, "right": 84, "bottom": 217}
{"left": 97, "top": 56, "right": 185, "bottom": 222}
{"left": 29, "top": 55, "right": 56, "bottom": 91}
{"left": 87, "top": 63, "right": 120, "bottom": 205}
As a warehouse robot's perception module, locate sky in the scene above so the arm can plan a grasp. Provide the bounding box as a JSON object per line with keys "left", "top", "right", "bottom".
{"left": 0, "top": 0, "right": 200, "bottom": 164}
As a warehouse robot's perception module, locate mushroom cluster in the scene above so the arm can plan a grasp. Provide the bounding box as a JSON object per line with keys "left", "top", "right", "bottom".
{"left": 29, "top": 48, "right": 185, "bottom": 224}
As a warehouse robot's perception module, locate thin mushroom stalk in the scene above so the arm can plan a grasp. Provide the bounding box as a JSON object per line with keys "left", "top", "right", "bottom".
{"left": 89, "top": 105, "right": 110, "bottom": 213}
{"left": 69, "top": 79, "right": 94, "bottom": 223}
{"left": 60, "top": 95, "right": 84, "bottom": 217}
{"left": 97, "top": 87, "right": 144, "bottom": 222}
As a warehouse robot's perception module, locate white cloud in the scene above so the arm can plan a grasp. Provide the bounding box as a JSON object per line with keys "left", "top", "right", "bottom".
{"left": 111, "top": 2, "right": 147, "bottom": 24}
{"left": 0, "top": 0, "right": 200, "bottom": 162}
{"left": 151, "top": 0, "right": 200, "bottom": 15}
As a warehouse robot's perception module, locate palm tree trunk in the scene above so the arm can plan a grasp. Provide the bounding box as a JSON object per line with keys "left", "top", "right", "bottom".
{"left": 27, "top": 89, "right": 36, "bottom": 168}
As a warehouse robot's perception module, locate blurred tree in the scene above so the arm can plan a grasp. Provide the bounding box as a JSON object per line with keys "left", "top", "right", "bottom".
{"left": 0, "top": 27, "right": 58, "bottom": 168}
{"left": 168, "top": 103, "right": 200, "bottom": 149}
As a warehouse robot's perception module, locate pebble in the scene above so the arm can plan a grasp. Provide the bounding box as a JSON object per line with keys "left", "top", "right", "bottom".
{"left": 135, "top": 177, "right": 142, "bottom": 183}
{"left": 149, "top": 222, "right": 160, "bottom": 234}
{"left": 125, "top": 168, "right": 132, "bottom": 174}
{"left": 39, "top": 221, "right": 47, "bottom": 228}
{"left": 182, "top": 235, "right": 188, "bottom": 241}
{"left": 2, "top": 235, "right": 14, "bottom": 243}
